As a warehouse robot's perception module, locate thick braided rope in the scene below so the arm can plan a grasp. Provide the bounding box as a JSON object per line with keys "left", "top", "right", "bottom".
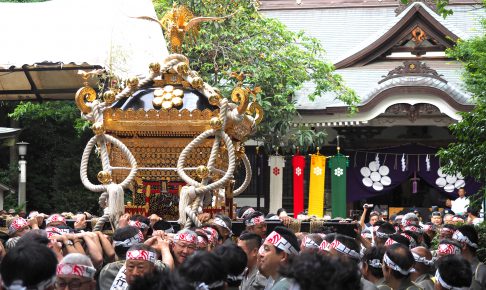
{"left": 233, "top": 153, "right": 252, "bottom": 196}
{"left": 185, "top": 196, "right": 202, "bottom": 229}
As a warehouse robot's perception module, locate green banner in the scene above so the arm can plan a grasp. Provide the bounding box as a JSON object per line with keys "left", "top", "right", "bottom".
{"left": 329, "top": 153, "right": 348, "bottom": 218}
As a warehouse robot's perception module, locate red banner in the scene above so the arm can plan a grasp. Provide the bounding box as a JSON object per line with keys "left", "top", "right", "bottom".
{"left": 292, "top": 155, "right": 306, "bottom": 217}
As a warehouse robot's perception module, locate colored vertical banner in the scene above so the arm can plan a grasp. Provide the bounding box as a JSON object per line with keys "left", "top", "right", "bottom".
{"left": 292, "top": 155, "right": 306, "bottom": 218}
{"left": 268, "top": 155, "right": 285, "bottom": 214}
{"left": 329, "top": 153, "right": 348, "bottom": 218}
{"left": 308, "top": 155, "right": 326, "bottom": 217}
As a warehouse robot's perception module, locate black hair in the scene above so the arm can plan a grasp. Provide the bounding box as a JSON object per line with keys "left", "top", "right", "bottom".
{"left": 334, "top": 234, "right": 360, "bottom": 261}
{"left": 273, "top": 226, "right": 300, "bottom": 255}
{"left": 437, "top": 255, "right": 472, "bottom": 288}
{"left": 280, "top": 253, "right": 361, "bottom": 290}
{"left": 467, "top": 206, "right": 480, "bottom": 217}
{"left": 442, "top": 224, "right": 456, "bottom": 231}
{"left": 377, "top": 223, "right": 396, "bottom": 235}
{"left": 385, "top": 243, "right": 415, "bottom": 279}
{"left": 213, "top": 244, "right": 247, "bottom": 287}
{"left": 362, "top": 246, "right": 385, "bottom": 278}
{"left": 152, "top": 220, "right": 174, "bottom": 232}
{"left": 374, "top": 220, "right": 386, "bottom": 227}
{"left": 238, "top": 232, "right": 262, "bottom": 250}
{"left": 130, "top": 271, "right": 194, "bottom": 290}
{"left": 0, "top": 242, "right": 57, "bottom": 288}
{"left": 387, "top": 234, "right": 410, "bottom": 248}
{"left": 178, "top": 251, "right": 227, "bottom": 290}
{"left": 276, "top": 208, "right": 287, "bottom": 216}
{"left": 457, "top": 225, "right": 479, "bottom": 253}
{"left": 113, "top": 226, "right": 142, "bottom": 259}
{"left": 402, "top": 230, "right": 419, "bottom": 247}
{"left": 16, "top": 229, "right": 50, "bottom": 247}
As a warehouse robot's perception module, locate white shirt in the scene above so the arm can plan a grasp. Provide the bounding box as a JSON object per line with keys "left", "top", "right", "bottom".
{"left": 451, "top": 197, "right": 470, "bottom": 215}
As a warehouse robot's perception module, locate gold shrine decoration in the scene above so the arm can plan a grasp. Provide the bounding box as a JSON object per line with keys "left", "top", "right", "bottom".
{"left": 134, "top": 4, "right": 234, "bottom": 53}
{"left": 411, "top": 26, "right": 426, "bottom": 44}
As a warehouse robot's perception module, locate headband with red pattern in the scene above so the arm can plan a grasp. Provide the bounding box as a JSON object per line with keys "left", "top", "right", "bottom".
{"left": 300, "top": 236, "right": 319, "bottom": 249}
{"left": 438, "top": 243, "right": 461, "bottom": 256}
{"left": 56, "top": 263, "right": 96, "bottom": 279}
{"left": 197, "top": 236, "right": 208, "bottom": 248}
{"left": 318, "top": 240, "right": 330, "bottom": 252}
{"left": 128, "top": 220, "right": 149, "bottom": 230}
{"left": 328, "top": 240, "right": 361, "bottom": 260}
{"left": 385, "top": 238, "right": 398, "bottom": 247}
{"left": 245, "top": 215, "right": 265, "bottom": 227}
{"left": 452, "top": 230, "right": 478, "bottom": 248}
{"left": 174, "top": 231, "right": 198, "bottom": 245}
{"left": 264, "top": 231, "right": 299, "bottom": 255}
{"left": 126, "top": 250, "right": 157, "bottom": 263}
{"left": 8, "top": 217, "right": 29, "bottom": 235}
{"left": 202, "top": 227, "right": 219, "bottom": 244}
{"left": 46, "top": 214, "right": 66, "bottom": 226}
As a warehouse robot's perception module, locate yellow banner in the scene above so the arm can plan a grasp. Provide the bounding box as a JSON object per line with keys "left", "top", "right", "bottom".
{"left": 308, "top": 154, "right": 326, "bottom": 217}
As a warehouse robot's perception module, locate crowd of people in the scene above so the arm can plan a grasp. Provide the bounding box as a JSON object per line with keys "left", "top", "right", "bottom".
{"left": 0, "top": 201, "right": 484, "bottom": 290}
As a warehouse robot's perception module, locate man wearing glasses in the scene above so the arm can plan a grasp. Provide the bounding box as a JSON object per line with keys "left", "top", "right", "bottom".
{"left": 55, "top": 253, "right": 96, "bottom": 290}
{"left": 171, "top": 229, "right": 198, "bottom": 267}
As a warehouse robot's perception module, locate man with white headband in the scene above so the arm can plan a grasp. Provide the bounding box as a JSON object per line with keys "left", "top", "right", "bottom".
{"left": 171, "top": 229, "right": 198, "bottom": 267}
{"left": 258, "top": 226, "right": 299, "bottom": 290}
{"left": 237, "top": 232, "right": 267, "bottom": 290}
{"left": 452, "top": 225, "right": 486, "bottom": 290}
{"left": 99, "top": 226, "right": 145, "bottom": 290}
{"left": 435, "top": 255, "right": 472, "bottom": 290}
{"left": 361, "top": 246, "right": 386, "bottom": 287}
{"left": 211, "top": 214, "right": 233, "bottom": 242}
{"left": 410, "top": 247, "right": 434, "bottom": 290}
{"left": 244, "top": 211, "right": 267, "bottom": 239}
{"left": 55, "top": 253, "right": 96, "bottom": 290}
{"left": 111, "top": 244, "right": 159, "bottom": 290}
{"left": 379, "top": 243, "right": 421, "bottom": 290}
{"left": 46, "top": 214, "right": 67, "bottom": 227}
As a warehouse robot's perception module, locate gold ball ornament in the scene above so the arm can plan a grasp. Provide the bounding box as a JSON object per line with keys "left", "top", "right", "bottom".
{"left": 103, "top": 90, "right": 116, "bottom": 104}
{"left": 127, "top": 77, "right": 139, "bottom": 88}
{"left": 162, "top": 101, "right": 173, "bottom": 110}
{"left": 208, "top": 94, "right": 221, "bottom": 106}
{"left": 196, "top": 165, "right": 210, "bottom": 179}
{"left": 209, "top": 117, "right": 223, "bottom": 130}
{"left": 191, "top": 77, "right": 204, "bottom": 89}
{"left": 163, "top": 85, "right": 174, "bottom": 93}
{"left": 173, "top": 89, "right": 184, "bottom": 97}
{"left": 172, "top": 96, "right": 183, "bottom": 108}
{"left": 163, "top": 93, "right": 173, "bottom": 101}
{"left": 175, "top": 62, "right": 189, "bottom": 75}
{"left": 97, "top": 171, "right": 112, "bottom": 184}
{"left": 149, "top": 62, "right": 161, "bottom": 73}
{"left": 152, "top": 97, "right": 164, "bottom": 109}
{"left": 154, "top": 88, "right": 164, "bottom": 98}
{"left": 91, "top": 122, "right": 105, "bottom": 135}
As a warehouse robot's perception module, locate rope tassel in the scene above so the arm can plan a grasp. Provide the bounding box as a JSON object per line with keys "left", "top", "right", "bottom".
{"left": 107, "top": 183, "right": 125, "bottom": 223}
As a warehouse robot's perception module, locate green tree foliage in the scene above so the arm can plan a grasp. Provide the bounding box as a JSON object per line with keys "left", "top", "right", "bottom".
{"left": 437, "top": 16, "right": 486, "bottom": 197}
{"left": 9, "top": 101, "right": 102, "bottom": 213}
{"left": 153, "top": 0, "right": 359, "bottom": 152}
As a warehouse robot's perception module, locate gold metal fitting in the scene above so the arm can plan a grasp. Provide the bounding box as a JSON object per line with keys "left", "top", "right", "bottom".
{"left": 173, "top": 89, "right": 184, "bottom": 97}
{"left": 196, "top": 165, "right": 210, "bottom": 179}
{"left": 162, "top": 101, "right": 173, "bottom": 110}
{"left": 163, "top": 93, "right": 173, "bottom": 101}
{"left": 149, "top": 62, "right": 161, "bottom": 73}
{"left": 103, "top": 90, "right": 116, "bottom": 104}
{"left": 172, "top": 96, "right": 183, "bottom": 108}
{"left": 152, "top": 97, "right": 163, "bottom": 109}
{"left": 236, "top": 145, "right": 246, "bottom": 158}
{"left": 208, "top": 94, "right": 221, "bottom": 106}
{"left": 91, "top": 122, "right": 105, "bottom": 135}
{"left": 175, "top": 62, "right": 189, "bottom": 75}
{"left": 163, "top": 85, "right": 174, "bottom": 93}
{"left": 209, "top": 117, "right": 223, "bottom": 130}
{"left": 154, "top": 88, "right": 164, "bottom": 98}
{"left": 191, "top": 77, "right": 204, "bottom": 89}
{"left": 97, "top": 171, "right": 112, "bottom": 184}
{"left": 127, "top": 77, "right": 139, "bottom": 88}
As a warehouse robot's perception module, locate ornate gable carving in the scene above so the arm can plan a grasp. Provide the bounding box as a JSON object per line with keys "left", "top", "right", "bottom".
{"left": 379, "top": 60, "right": 446, "bottom": 84}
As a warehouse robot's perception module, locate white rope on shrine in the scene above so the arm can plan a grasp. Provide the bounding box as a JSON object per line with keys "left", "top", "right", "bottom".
{"left": 80, "top": 134, "right": 137, "bottom": 230}
{"left": 234, "top": 154, "right": 251, "bottom": 196}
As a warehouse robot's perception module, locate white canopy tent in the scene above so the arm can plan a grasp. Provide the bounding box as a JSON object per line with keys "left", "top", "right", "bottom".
{"left": 0, "top": 0, "right": 169, "bottom": 101}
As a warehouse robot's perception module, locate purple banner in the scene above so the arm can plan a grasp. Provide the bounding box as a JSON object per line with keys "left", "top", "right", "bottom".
{"left": 345, "top": 144, "right": 482, "bottom": 202}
